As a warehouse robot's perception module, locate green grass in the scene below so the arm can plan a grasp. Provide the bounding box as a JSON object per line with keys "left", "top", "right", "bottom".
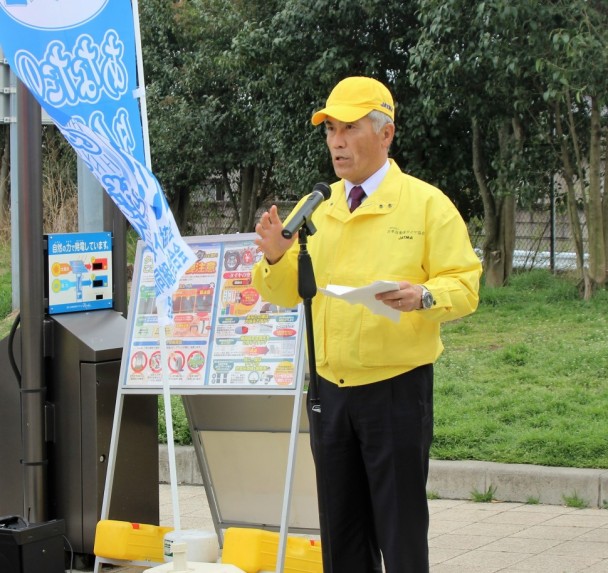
{"left": 433, "top": 270, "right": 608, "bottom": 469}
{"left": 0, "top": 238, "right": 13, "bottom": 334}
{"left": 471, "top": 485, "right": 497, "bottom": 503}
{"left": 158, "top": 395, "right": 191, "bottom": 445}
{"left": 126, "top": 228, "right": 139, "bottom": 266}
{"left": 562, "top": 492, "right": 589, "bottom": 509}
{"left": 1, "top": 237, "right": 607, "bottom": 465}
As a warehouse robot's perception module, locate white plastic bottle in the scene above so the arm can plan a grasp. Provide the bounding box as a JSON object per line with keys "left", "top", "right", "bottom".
{"left": 171, "top": 542, "right": 189, "bottom": 572}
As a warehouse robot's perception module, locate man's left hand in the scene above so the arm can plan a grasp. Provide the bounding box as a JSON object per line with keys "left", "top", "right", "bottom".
{"left": 375, "top": 281, "right": 423, "bottom": 312}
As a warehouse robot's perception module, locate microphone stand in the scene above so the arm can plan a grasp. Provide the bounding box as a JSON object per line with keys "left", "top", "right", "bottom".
{"left": 296, "top": 218, "right": 332, "bottom": 571}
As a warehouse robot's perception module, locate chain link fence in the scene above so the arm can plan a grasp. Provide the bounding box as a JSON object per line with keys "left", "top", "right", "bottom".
{"left": 189, "top": 198, "right": 298, "bottom": 236}
{"left": 468, "top": 207, "right": 587, "bottom": 272}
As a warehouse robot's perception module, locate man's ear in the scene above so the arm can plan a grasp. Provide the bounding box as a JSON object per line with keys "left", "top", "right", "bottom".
{"left": 381, "top": 122, "right": 395, "bottom": 149}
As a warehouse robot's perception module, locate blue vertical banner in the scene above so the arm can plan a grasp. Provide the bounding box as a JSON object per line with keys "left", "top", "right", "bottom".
{"left": 0, "top": 0, "right": 196, "bottom": 323}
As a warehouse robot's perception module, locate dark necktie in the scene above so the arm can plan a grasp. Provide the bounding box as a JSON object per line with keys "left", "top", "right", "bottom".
{"left": 349, "top": 185, "right": 366, "bottom": 212}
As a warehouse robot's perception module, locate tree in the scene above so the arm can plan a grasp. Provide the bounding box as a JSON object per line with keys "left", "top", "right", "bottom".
{"left": 140, "top": 0, "right": 282, "bottom": 232}
{"left": 0, "top": 122, "right": 78, "bottom": 237}
{"left": 535, "top": 0, "right": 608, "bottom": 297}
{"left": 140, "top": 0, "right": 481, "bottom": 233}
{"left": 233, "top": 0, "right": 479, "bottom": 216}
{"left": 411, "top": 0, "right": 608, "bottom": 293}
{"left": 410, "top": 0, "right": 557, "bottom": 287}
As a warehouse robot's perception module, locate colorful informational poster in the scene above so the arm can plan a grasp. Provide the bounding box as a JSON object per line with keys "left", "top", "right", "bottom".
{"left": 47, "top": 232, "right": 113, "bottom": 314}
{"left": 123, "top": 234, "right": 304, "bottom": 390}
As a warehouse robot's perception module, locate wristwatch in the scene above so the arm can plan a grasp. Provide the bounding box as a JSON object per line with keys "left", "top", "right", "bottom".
{"left": 420, "top": 286, "right": 434, "bottom": 310}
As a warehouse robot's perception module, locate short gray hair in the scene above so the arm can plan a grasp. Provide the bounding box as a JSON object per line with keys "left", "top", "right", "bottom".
{"left": 368, "top": 110, "right": 394, "bottom": 133}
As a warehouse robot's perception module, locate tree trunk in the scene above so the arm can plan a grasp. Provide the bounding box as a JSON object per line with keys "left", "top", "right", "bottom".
{"left": 238, "top": 165, "right": 273, "bottom": 233}
{"left": 171, "top": 186, "right": 191, "bottom": 231}
{"left": 238, "top": 165, "right": 255, "bottom": 232}
{"left": 472, "top": 118, "right": 498, "bottom": 284}
{"left": 472, "top": 117, "right": 516, "bottom": 287}
{"left": 554, "top": 102, "right": 591, "bottom": 297}
{"left": 603, "top": 133, "right": 608, "bottom": 283}
{"left": 586, "top": 96, "right": 606, "bottom": 289}
{"left": 246, "top": 166, "right": 261, "bottom": 232}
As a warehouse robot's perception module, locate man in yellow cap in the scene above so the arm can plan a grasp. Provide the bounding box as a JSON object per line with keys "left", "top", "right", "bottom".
{"left": 252, "top": 76, "right": 481, "bottom": 572}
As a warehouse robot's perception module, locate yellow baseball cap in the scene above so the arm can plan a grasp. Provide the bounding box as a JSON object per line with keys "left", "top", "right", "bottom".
{"left": 311, "top": 76, "right": 395, "bottom": 126}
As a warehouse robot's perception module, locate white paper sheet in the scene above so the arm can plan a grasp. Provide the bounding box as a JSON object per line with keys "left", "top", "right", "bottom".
{"left": 319, "top": 280, "right": 401, "bottom": 322}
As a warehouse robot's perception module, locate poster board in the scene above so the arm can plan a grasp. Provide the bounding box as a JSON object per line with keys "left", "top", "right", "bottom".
{"left": 120, "top": 233, "right": 305, "bottom": 393}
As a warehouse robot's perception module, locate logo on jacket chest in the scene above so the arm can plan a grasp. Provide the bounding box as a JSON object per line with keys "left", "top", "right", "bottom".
{"left": 387, "top": 226, "right": 424, "bottom": 240}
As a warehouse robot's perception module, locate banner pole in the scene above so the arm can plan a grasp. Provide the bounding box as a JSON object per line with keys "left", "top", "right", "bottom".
{"left": 131, "top": 0, "right": 182, "bottom": 531}
{"left": 159, "top": 325, "right": 182, "bottom": 532}
{"left": 131, "top": 0, "right": 152, "bottom": 169}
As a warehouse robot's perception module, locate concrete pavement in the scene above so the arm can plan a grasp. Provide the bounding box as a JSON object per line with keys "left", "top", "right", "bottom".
{"left": 86, "top": 481, "right": 608, "bottom": 573}
{"left": 80, "top": 447, "right": 608, "bottom": 572}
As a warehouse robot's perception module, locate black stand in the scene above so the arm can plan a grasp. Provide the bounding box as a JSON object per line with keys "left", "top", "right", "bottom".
{"left": 0, "top": 517, "right": 65, "bottom": 573}
{"left": 296, "top": 219, "right": 332, "bottom": 572}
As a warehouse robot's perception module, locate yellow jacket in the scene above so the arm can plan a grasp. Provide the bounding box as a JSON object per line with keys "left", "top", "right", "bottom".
{"left": 252, "top": 160, "right": 482, "bottom": 386}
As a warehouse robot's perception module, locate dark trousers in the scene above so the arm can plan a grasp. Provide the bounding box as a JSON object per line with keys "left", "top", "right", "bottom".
{"left": 308, "top": 365, "right": 434, "bottom": 573}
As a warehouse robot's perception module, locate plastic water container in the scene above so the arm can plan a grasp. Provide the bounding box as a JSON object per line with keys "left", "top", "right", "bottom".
{"left": 94, "top": 520, "right": 174, "bottom": 562}
{"left": 164, "top": 529, "right": 219, "bottom": 563}
{"left": 221, "top": 528, "right": 322, "bottom": 573}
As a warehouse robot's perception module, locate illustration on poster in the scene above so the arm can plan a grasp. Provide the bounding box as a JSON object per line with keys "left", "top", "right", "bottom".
{"left": 168, "top": 351, "right": 185, "bottom": 373}
{"left": 50, "top": 258, "right": 108, "bottom": 300}
{"left": 149, "top": 351, "right": 161, "bottom": 373}
{"left": 223, "top": 247, "right": 261, "bottom": 271}
{"left": 131, "top": 351, "right": 147, "bottom": 374}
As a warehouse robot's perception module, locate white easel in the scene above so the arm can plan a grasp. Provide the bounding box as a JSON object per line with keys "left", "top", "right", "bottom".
{"left": 94, "top": 234, "right": 308, "bottom": 573}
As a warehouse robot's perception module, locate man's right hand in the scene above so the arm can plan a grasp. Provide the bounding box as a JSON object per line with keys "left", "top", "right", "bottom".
{"left": 254, "top": 205, "right": 297, "bottom": 264}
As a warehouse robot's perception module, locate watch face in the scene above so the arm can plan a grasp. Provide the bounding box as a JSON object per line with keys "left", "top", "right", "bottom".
{"left": 422, "top": 290, "right": 434, "bottom": 309}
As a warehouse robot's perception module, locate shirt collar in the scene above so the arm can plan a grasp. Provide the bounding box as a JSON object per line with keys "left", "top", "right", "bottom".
{"left": 344, "top": 160, "right": 391, "bottom": 200}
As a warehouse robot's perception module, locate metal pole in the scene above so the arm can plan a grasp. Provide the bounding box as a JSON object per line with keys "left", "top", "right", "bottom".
{"left": 104, "top": 192, "right": 128, "bottom": 316}
{"left": 9, "top": 58, "right": 20, "bottom": 311}
{"left": 131, "top": 0, "right": 152, "bottom": 169}
{"left": 97, "top": 0, "right": 147, "bottom": 318}
{"left": 77, "top": 156, "right": 104, "bottom": 232}
{"left": 80, "top": 155, "right": 131, "bottom": 316}
{"left": 17, "top": 79, "right": 47, "bottom": 523}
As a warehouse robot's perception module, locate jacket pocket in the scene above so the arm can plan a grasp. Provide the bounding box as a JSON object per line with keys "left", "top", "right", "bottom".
{"left": 358, "top": 310, "right": 420, "bottom": 367}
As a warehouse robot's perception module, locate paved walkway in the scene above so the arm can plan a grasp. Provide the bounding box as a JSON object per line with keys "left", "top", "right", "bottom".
{"left": 86, "top": 483, "right": 608, "bottom": 573}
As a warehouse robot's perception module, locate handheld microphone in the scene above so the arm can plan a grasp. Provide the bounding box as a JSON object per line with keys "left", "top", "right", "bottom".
{"left": 281, "top": 182, "right": 331, "bottom": 239}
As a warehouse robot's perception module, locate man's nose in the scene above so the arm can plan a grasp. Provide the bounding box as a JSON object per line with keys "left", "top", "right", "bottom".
{"left": 329, "top": 131, "right": 346, "bottom": 148}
